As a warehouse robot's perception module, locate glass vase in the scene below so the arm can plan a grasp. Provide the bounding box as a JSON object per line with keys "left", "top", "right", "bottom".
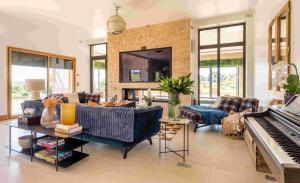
{"left": 168, "top": 93, "right": 180, "bottom": 121}
{"left": 40, "top": 108, "right": 59, "bottom": 128}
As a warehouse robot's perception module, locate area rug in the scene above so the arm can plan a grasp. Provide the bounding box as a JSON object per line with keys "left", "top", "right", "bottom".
{"left": 154, "top": 123, "right": 183, "bottom": 141}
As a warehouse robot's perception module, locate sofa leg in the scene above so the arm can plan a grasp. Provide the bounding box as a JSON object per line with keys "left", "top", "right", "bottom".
{"left": 194, "top": 124, "right": 198, "bottom": 132}
{"left": 147, "top": 137, "right": 152, "bottom": 145}
{"left": 122, "top": 147, "right": 128, "bottom": 159}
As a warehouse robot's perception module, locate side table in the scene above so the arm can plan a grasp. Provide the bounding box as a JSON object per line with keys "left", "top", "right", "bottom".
{"left": 159, "top": 118, "right": 189, "bottom": 162}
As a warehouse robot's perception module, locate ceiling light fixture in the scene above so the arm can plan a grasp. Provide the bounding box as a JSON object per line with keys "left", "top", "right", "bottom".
{"left": 107, "top": 5, "right": 126, "bottom": 35}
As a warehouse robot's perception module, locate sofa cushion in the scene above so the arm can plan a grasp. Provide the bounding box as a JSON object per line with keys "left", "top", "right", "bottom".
{"left": 45, "top": 94, "right": 68, "bottom": 103}
{"left": 239, "top": 98, "right": 259, "bottom": 112}
{"left": 217, "top": 96, "right": 241, "bottom": 112}
{"left": 77, "top": 91, "right": 86, "bottom": 103}
{"left": 85, "top": 93, "right": 101, "bottom": 103}
{"left": 63, "top": 93, "right": 80, "bottom": 104}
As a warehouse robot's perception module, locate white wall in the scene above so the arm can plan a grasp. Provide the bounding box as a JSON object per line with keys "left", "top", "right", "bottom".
{"left": 0, "top": 11, "right": 91, "bottom": 115}
{"left": 254, "top": 0, "right": 300, "bottom": 105}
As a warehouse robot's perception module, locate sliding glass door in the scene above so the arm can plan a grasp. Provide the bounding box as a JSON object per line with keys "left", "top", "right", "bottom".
{"left": 8, "top": 47, "right": 76, "bottom": 117}
{"left": 90, "top": 43, "right": 107, "bottom": 102}
{"left": 198, "top": 23, "right": 245, "bottom": 105}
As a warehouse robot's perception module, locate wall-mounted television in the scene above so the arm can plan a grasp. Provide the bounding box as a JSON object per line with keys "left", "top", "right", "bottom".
{"left": 119, "top": 47, "right": 172, "bottom": 82}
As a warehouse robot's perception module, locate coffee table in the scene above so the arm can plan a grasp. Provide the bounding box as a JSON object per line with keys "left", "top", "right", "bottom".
{"left": 6, "top": 120, "right": 89, "bottom": 171}
{"left": 159, "top": 118, "right": 189, "bottom": 162}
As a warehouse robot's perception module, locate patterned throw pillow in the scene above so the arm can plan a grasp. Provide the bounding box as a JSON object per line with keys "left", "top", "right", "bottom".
{"left": 63, "top": 93, "right": 80, "bottom": 104}
{"left": 44, "top": 94, "right": 68, "bottom": 103}
{"left": 239, "top": 98, "right": 259, "bottom": 112}
{"left": 217, "top": 96, "right": 242, "bottom": 112}
{"left": 85, "top": 93, "right": 101, "bottom": 103}
{"left": 222, "top": 109, "right": 252, "bottom": 135}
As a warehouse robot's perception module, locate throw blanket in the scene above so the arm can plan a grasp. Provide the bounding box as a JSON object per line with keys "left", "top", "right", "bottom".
{"left": 186, "top": 106, "right": 228, "bottom": 125}
{"left": 76, "top": 105, "right": 135, "bottom": 142}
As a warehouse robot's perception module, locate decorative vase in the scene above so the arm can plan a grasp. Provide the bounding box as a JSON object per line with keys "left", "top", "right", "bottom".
{"left": 168, "top": 93, "right": 180, "bottom": 121}
{"left": 147, "top": 99, "right": 152, "bottom": 106}
{"left": 40, "top": 108, "right": 59, "bottom": 128}
{"left": 284, "top": 94, "right": 294, "bottom": 104}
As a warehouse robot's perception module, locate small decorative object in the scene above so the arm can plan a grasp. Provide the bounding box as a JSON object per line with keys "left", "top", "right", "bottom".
{"left": 107, "top": 4, "right": 126, "bottom": 35}
{"left": 24, "top": 108, "right": 36, "bottom": 116}
{"left": 41, "top": 97, "right": 60, "bottom": 128}
{"left": 25, "top": 79, "right": 45, "bottom": 100}
{"left": 274, "top": 62, "right": 300, "bottom": 103}
{"left": 160, "top": 73, "right": 195, "bottom": 121}
{"left": 18, "top": 135, "right": 35, "bottom": 149}
{"left": 143, "top": 89, "right": 155, "bottom": 106}
{"left": 60, "top": 104, "right": 76, "bottom": 125}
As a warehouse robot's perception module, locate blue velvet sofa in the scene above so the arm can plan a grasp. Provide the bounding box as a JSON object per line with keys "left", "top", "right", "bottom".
{"left": 79, "top": 106, "right": 163, "bottom": 159}
{"left": 21, "top": 100, "right": 163, "bottom": 159}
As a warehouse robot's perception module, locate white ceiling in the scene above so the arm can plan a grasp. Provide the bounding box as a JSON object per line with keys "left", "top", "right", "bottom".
{"left": 0, "top": 0, "right": 258, "bottom": 39}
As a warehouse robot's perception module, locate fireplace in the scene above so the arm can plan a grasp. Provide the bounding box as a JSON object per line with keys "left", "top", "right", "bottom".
{"left": 122, "top": 88, "right": 168, "bottom": 102}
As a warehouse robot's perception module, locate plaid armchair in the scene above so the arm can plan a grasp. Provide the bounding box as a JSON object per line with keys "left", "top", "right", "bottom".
{"left": 180, "top": 96, "right": 259, "bottom": 132}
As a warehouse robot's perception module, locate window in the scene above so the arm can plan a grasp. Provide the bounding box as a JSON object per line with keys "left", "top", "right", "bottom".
{"left": 90, "top": 43, "right": 107, "bottom": 102}
{"left": 8, "top": 47, "right": 75, "bottom": 116}
{"left": 198, "top": 23, "right": 246, "bottom": 105}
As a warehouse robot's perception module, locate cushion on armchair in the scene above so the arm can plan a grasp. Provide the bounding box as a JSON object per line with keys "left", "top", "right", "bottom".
{"left": 217, "top": 96, "right": 241, "bottom": 112}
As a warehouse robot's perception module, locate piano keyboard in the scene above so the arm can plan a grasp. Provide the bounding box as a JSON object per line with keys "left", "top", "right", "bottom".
{"left": 254, "top": 116, "right": 300, "bottom": 164}
{"left": 247, "top": 117, "right": 296, "bottom": 165}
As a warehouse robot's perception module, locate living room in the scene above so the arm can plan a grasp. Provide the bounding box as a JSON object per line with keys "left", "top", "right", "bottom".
{"left": 0, "top": 0, "right": 300, "bottom": 183}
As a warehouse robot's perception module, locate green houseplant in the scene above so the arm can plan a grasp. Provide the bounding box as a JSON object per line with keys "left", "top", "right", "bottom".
{"left": 160, "top": 73, "right": 195, "bottom": 121}
{"left": 274, "top": 62, "right": 300, "bottom": 103}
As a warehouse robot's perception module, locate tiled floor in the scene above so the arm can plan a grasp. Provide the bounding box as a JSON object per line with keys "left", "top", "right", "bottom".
{"left": 0, "top": 120, "right": 276, "bottom": 183}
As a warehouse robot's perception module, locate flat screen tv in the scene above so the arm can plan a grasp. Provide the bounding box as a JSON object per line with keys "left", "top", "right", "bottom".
{"left": 119, "top": 47, "right": 171, "bottom": 82}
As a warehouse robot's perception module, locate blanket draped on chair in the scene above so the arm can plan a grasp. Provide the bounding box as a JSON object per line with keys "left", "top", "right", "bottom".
{"left": 76, "top": 105, "right": 135, "bottom": 142}
{"left": 185, "top": 106, "right": 228, "bottom": 125}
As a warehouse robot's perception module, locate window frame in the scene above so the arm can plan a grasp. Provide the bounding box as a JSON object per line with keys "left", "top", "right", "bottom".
{"left": 90, "top": 43, "right": 107, "bottom": 100}
{"left": 198, "top": 23, "right": 246, "bottom": 104}
{"left": 7, "top": 46, "right": 76, "bottom": 118}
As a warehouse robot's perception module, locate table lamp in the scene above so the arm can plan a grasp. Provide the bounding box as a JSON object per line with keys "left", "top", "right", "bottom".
{"left": 25, "top": 79, "right": 45, "bottom": 100}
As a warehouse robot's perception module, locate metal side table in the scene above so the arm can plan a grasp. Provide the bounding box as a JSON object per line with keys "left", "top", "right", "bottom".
{"left": 159, "top": 118, "right": 189, "bottom": 162}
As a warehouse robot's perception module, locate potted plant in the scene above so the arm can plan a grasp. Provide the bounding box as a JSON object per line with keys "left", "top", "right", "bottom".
{"left": 160, "top": 73, "right": 195, "bottom": 121}
{"left": 274, "top": 62, "right": 300, "bottom": 103}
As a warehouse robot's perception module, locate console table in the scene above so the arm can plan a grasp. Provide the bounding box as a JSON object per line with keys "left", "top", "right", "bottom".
{"left": 6, "top": 120, "right": 89, "bottom": 171}
{"left": 159, "top": 118, "right": 189, "bottom": 162}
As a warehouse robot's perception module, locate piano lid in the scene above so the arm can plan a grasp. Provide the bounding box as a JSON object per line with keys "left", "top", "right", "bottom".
{"left": 277, "top": 95, "right": 300, "bottom": 126}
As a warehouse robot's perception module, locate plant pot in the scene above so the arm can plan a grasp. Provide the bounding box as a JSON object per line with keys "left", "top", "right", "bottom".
{"left": 168, "top": 93, "right": 180, "bottom": 121}
{"left": 40, "top": 108, "right": 59, "bottom": 128}
{"left": 284, "top": 94, "right": 294, "bottom": 104}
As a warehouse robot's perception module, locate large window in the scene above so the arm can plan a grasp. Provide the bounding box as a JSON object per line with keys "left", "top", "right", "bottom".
{"left": 198, "top": 23, "right": 245, "bottom": 105}
{"left": 90, "top": 43, "right": 107, "bottom": 102}
{"left": 8, "top": 47, "right": 75, "bottom": 116}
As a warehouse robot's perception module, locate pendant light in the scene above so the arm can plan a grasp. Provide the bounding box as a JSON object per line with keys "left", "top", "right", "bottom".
{"left": 107, "top": 5, "right": 126, "bottom": 35}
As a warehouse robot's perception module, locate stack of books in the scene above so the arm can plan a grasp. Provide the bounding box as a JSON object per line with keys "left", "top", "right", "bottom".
{"left": 55, "top": 123, "right": 82, "bottom": 134}
{"left": 34, "top": 149, "right": 72, "bottom": 164}
{"left": 37, "top": 137, "right": 65, "bottom": 148}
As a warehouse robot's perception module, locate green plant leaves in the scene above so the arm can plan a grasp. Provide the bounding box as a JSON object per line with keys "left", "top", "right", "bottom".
{"left": 283, "top": 74, "right": 300, "bottom": 95}
{"left": 159, "top": 73, "right": 195, "bottom": 95}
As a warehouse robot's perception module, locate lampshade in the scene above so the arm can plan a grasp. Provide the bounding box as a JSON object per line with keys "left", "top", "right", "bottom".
{"left": 107, "top": 5, "right": 126, "bottom": 35}
{"left": 25, "top": 79, "right": 45, "bottom": 91}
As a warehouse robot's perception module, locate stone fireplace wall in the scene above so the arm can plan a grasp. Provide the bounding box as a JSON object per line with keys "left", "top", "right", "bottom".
{"left": 107, "top": 19, "right": 191, "bottom": 115}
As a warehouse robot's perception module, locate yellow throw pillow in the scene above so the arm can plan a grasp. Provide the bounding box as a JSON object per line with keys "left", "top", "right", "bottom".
{"left": 60, "top": 104, "right": 76, "bottom": 125}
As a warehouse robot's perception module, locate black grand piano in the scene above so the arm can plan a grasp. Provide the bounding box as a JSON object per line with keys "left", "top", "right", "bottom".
{"left": 245, "top": 95, "right": 300, "bottom": 183}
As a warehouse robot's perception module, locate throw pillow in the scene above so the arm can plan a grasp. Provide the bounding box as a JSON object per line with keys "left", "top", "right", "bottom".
{"left": 212, "top": 96, "right": 222, "bottom": 108}
{"left": 85, "top": 93, "right": 101, "bottom": 103}
{"left": 44, "top": 94, "right": 68, "bottom": 103}
{"left": 63, "top": 93, "right": 80, "bottom": 104}
{"left": 77, "top": 91, "right": 86, "bottom": 103}
{"left": 87, "top": 100, "right": 100, "bottom": 107}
